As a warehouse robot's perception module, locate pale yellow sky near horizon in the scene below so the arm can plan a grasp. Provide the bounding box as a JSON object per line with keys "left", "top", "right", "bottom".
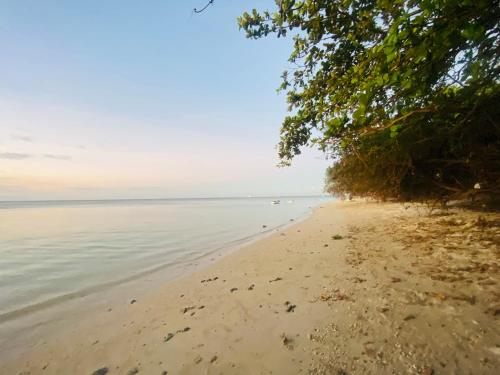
{"left": 1, "top": 96, "right": 331, "bottom": 201}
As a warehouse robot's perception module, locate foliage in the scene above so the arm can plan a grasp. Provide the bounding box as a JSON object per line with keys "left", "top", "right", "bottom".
{"left": 238, "top": 0, "right": 500, "bottom": 202}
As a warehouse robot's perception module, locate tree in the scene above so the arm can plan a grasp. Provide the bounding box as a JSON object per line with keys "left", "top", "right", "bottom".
{"left": 238, "top": 0, "right": 500, "bottom": 202}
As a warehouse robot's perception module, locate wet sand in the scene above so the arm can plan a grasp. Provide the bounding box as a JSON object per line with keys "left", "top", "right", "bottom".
{"left": 1, "top": 200, "right": 499, "bottom": 374}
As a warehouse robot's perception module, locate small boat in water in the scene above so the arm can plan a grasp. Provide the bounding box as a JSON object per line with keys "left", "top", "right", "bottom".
{"left": 271, "top": 200, "right": 280, "bottom": 205}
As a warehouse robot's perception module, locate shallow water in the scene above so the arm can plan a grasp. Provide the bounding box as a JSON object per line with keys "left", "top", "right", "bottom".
{"left": 0, "top": 196, "right": 330, "bottom": 319}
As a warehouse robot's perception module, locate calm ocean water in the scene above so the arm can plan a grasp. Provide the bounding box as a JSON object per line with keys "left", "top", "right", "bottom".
{"left": 0, "top": 196, "right": 330, "bottom": 320}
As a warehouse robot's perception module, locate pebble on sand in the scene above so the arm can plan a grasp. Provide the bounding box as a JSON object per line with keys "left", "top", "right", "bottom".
{"left": 92, "top": 367, "right": 109, "bottom": 375}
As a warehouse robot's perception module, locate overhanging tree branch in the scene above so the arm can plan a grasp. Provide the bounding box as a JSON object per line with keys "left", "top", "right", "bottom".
{"left": 194, "top": 0, "right": 214, "bottom": 14}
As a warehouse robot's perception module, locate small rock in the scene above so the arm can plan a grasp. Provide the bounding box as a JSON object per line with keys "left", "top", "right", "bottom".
{"left": 164, "top": 333, "right": 175, "bottom": 342}
{"left": 130, "top": 299, "right": 137, "bottom": 304}
{"left": 210, "top": 355, "right": 218, "bottom": 363}
{"left": 181, "top": 306, "right": 196, "bottom": 314}
{"left": 269, "top": 277, "right": 283, "bottom": 283}
{"left": 403, "top": 314, "right": 416, "bottom": 321}
{"left": 286, "top": 304, "right": 297, "bottom": 313}
{"left": 332, "top": 234, "right": 343, "bottom": 240}
{"left": 248, "top": 284, "right": 255, "bottom": 290}
{"left": 230, "top": 287, "right": 238, "bottom": 292}
{"left": 162, "top": 371, "right": 168, "bottom": 375}
{"left": 262, "top": 225, "right": 267, "bottom": 228}
{"left": 280, "top": 333, "right": 294, "bottom": 350}
{"left": 127, "top": 368, "right": 139, "bottom": 375}
{"left": 92, "top": 368, "right": 109, "bottom": 375}
{"left": 194, "top": 355, "right": 203, "bottom": 364}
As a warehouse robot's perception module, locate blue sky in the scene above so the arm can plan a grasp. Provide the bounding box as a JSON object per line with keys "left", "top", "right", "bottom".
{"left": 0, "top": 0, "right": 330, "bottom": 200}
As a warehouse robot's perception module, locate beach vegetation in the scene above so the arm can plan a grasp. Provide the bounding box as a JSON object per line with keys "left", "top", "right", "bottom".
{"left": 238, "top": 0, "right": 500, "bottom": 203}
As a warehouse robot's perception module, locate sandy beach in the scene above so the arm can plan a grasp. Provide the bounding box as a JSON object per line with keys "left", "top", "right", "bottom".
{"left": 1, "top": 200, "right": 499, "bottom": 375}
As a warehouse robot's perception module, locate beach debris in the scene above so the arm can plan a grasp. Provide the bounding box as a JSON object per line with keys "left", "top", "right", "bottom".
{"left": 130, "top": 299, "right": 137, "bottom": 304}
{"left": 333, "top": 291, "right": 347, "bottom": 301}
{"left": 162, "top": 371, "right": 168, "bottom": 375}
{"left": 403, "top": 314, "right": 416, "bottom": 321}
{"left": 324, "top": 244, "right": 329, "bottom": 247}
{"left": 164, "top": 327, "right": 190, "bottom": 342}
{"left": 269, "top": 277, "right": 283, "bottom": 283}
{"left": 262, "top": 225, "right": 267, "bottom": 228}
{"left": 194, "top": 355, "right": 203, "bottom": 364}
{"left": 420, "top": 367, "right": 434, "bottom": 375}
{"left": 320, "top": 293, "right": 331, "bottom": 301}
{"left": 284, "top": 302, "right": 297, "bottom": 312}
{"left": 432, "top": 292, "right": 447, "bottom": 301}
{"left": 280, "top": 333, "right": 295, "bottom": 350}
{"left": 332, "top": 234, "right": 343, "bottom": 240}
{"left": 319, "top": 290, "right": 348, "bottom": 302}
{"left": 351, "top": 277, "right": 366, "bottom": 283}
{"left": 391, "top": 277, "right": 402, "bottom": 283}
{"left": 248, "top": 284, "right": 255, "bottom": 290}
{"left": 164, "top": 333, "right": 175, "bottom": 342}
{"left": 230, "top": 287, "right": 238, "bottom": 292}
{"left": 210, "top": 355, "right": 218, "bottom": 363}
{"left": 484, "top": 306, "right": 500, "bottom": 316}
{"left": 127, "top": 367, "right": 139, "bottom": 375}
{"left": 290, "top": 218, "right": 294, "bottom": 221}
{"left": 198, "top": 305, "right": 205, "bottom": 309}
{"left": 201, "top": 276, "right": 218, "bottom": 283}
{"left": 181, "top": 306, "right": 196, "bottom": 314}
{"left": 92, "top": 368, "right": 109, "bottom": 375}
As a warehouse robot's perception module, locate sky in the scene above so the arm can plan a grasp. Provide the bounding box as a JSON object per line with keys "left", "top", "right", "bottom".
{"left": 0, "top": 0, "right": 330, "bottom": 201}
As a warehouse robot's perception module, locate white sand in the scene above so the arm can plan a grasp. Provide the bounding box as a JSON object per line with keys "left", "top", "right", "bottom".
{"left": 1, "top": 200, "right": 499, "bottom": 374}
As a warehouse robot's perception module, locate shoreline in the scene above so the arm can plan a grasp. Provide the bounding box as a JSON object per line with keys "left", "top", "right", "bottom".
{"left": 0, "top": 200, "right": 319, "bottom": 363}
{"left": 1, "top": 200, "right": 499, "bottom": 374}
{"left": 0, "top": 203, "right": 313, "bottom": 325}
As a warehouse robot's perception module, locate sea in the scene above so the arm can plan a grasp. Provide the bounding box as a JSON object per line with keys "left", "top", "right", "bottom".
{"left": 0, "top": 196, "right": 330, "bottom": 322}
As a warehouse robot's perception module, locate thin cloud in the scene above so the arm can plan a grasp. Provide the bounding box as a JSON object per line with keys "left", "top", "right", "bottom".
{"left": 43, "top": 154, "right": 72, "bottom": 161}
{"left": 11, "top": 134, "right": 33, "bottom": 142}
{"left": 0, "top": 152, "right": 32, "bottom": 160}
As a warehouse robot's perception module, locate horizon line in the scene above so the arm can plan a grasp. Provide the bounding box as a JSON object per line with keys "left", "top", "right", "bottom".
{"left": 0, "top": 194, "right": 332, "bottom": 204}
